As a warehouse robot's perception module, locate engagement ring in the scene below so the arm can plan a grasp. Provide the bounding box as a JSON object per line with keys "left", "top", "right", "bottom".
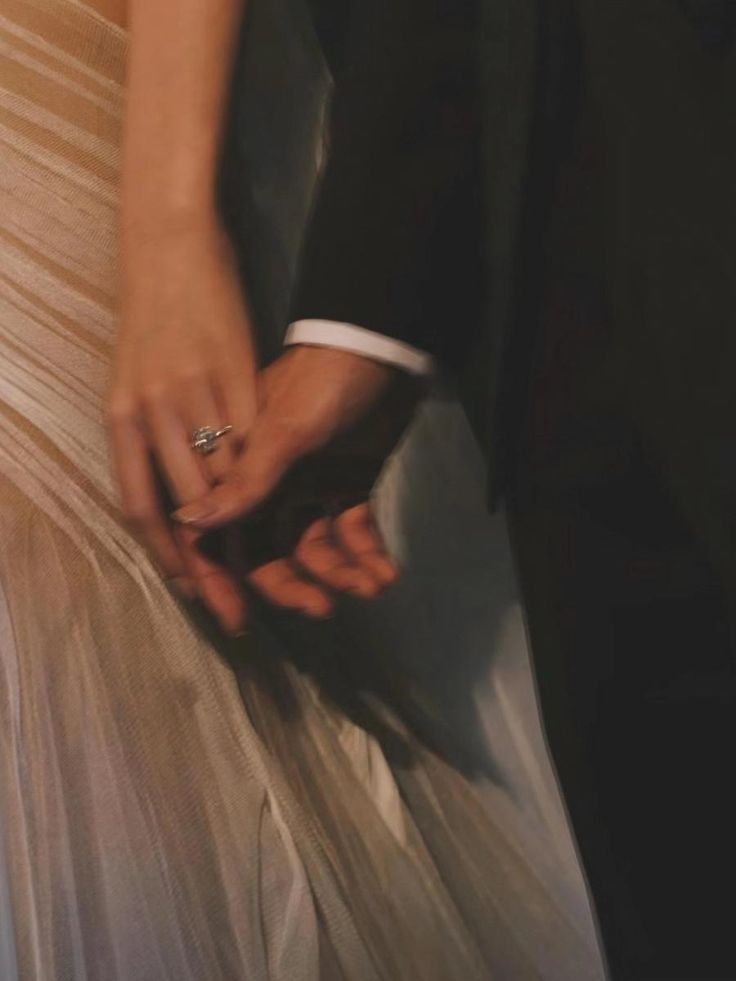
{"left": 191, "top": 425, "right": 233, "bottom": 456}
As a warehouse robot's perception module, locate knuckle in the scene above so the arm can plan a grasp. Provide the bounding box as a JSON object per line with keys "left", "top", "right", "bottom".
{"left": 139, "top": 381, "right": 169, "bottom": 409}
{"left": 123, "top": 501, "right": 155, "bottom": 527}
{"left": 253, "top": 580, "right": 287, "bottom": 605}
{"left": 294, "top": 541, "right": 315, "bottom": 568}
{"left": 105, "top": 391, "right": 136, "bottom": 425}
{"left": 136, "top": 371, "right": 171, "bottom": 406}
{"left": 173, "top": 365, "right": 208, "bottom": 388}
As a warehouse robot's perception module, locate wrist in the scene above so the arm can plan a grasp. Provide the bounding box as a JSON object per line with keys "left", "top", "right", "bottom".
{"left": 120, "top": 143, "right": 224, "bottom": 235}
{"left": 120, "top": 199, "right": 224, "bottom": 251}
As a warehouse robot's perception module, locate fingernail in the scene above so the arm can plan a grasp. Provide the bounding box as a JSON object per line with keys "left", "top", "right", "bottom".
{"left": 174, "top": 502, "right": 216, "bottom": 525}
{"left": 227, "top": 627, "right": 249, "bottom": 639}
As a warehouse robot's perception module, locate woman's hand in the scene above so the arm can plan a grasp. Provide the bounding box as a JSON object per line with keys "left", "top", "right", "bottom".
{"left": 107, "top": 213, "right": 257, "bottom": 629}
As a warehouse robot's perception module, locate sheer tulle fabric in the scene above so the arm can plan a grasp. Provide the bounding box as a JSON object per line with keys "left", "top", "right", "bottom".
{"left": 0, "top": 2, "right": 602, "bottom": 978}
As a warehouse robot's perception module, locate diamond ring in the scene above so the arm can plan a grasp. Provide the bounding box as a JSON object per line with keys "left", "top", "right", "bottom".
{"left": 191, "top": 425, "right": 233, "bottom": 456}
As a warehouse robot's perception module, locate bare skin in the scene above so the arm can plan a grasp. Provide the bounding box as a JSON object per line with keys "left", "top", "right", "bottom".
{"left": 108, "top": 0, "right": 260, "bottom": 630}
{"left": 108, "top": 0, "right": 399, "bottom": 633}
{"left": 176, "top": 347, "right": 401, "bottom": 618}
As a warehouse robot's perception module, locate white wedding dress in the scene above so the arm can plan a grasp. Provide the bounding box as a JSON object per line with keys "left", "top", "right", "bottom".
{"left": 0, "top": 0, "right": 605, "bottom": 977}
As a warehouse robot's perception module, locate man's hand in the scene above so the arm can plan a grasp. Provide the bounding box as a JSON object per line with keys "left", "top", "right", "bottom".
{"left": 174, "top": 347, "right": 395, "bottom": 527}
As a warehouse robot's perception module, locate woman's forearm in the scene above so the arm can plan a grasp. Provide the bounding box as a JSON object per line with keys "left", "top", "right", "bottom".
{"left": 121, "top": 0, "right": 248, "bottom": 236}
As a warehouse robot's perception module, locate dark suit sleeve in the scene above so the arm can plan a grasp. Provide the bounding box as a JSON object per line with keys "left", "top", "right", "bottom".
{"left": 290, "top": 0, "right": 481, "bottom": 359}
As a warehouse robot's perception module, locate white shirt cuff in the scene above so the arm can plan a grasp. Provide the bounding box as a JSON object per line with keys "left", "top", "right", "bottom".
{"left": 285, "top": 320, "right": 435, "bottom": 376}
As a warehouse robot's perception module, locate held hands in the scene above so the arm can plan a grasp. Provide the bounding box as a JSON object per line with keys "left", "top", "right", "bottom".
{"left": 109, "top": 0, "right": 408, "bottom": 631}
{"left": 110, "top": 267, "right": 414, "bottom": 632}
{"left": 175, "top": 347, "right": 396, "bottom": 527}
{"left": 174, "top": 346, "right": 413, "bottom": 633}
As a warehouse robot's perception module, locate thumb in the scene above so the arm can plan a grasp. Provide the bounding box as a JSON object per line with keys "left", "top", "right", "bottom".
{"left": 172, "top": 416, "right": 302, "bottom": 528}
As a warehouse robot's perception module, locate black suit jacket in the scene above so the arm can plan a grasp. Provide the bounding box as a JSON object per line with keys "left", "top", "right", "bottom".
{"left": 293, "top": 0, "right": 482, "bottom": 360}
{"left": 292, "top": 0, "right": 550, "bottom": 503}
{"left": 293, "top": 0, "right": 736, "bottom": 517}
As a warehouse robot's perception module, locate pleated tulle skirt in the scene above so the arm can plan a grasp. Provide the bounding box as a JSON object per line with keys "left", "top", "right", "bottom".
{"left": 0, "top": 1, "right": 604, "bottom": 977}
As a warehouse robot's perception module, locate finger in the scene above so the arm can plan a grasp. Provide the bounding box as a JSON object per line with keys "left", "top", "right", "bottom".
{"left": 145, "top": 397, "right": 211, "bottom": 507}
{"left": 108, "top": 410, "right": 195, "bottom": 596}
{"left": 185, "top": 380, "right": 236, "bottom": 483}
{"left": 176, "top": 524, "right": 248, "bottom": 635}
{"left": 294, "top": 517, "right": 380, "bottom": 598}
{"left": 172, "top": 414, "right": 300, "bottom": 528}
{"left": 334, "top": 504, "right": 399, "bottom": 586}
{"left": 248, "top": 559, "right": 333, "bottom": 618}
